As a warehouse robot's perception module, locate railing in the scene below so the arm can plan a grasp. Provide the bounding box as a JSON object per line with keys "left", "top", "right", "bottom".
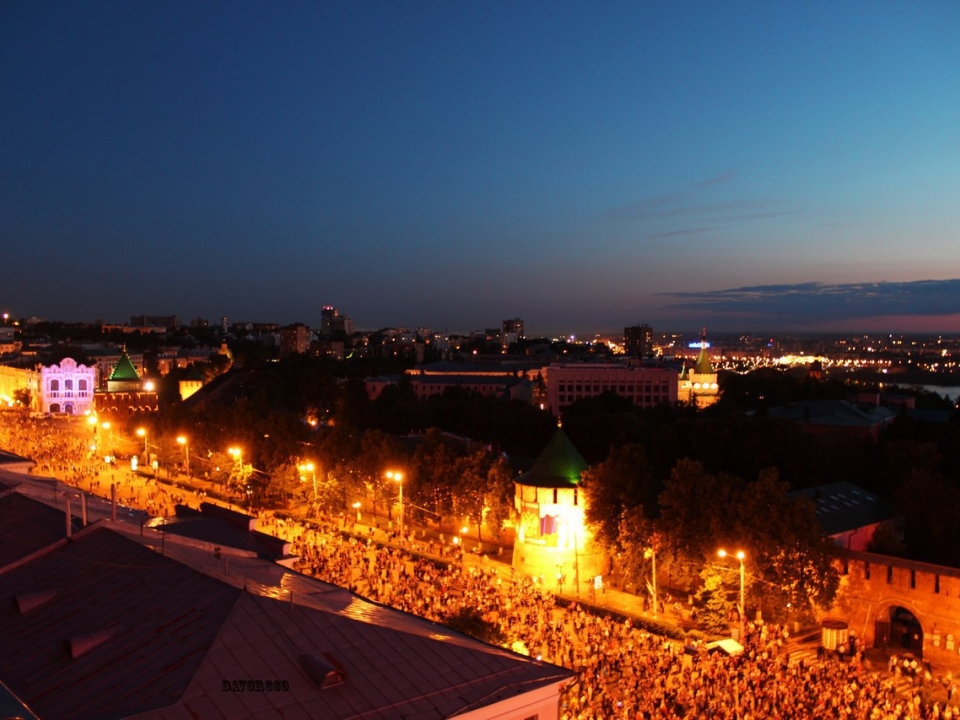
{"left": 45, "top": 391, "right": 93, "bottom": 399}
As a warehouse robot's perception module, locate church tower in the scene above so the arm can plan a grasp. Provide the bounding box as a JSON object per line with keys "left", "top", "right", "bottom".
{"left": 680, "top": 328, "right": 720, "bottom": 408}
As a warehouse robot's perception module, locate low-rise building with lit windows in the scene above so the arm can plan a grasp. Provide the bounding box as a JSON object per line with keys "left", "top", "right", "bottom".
{"left": 544, "top": 363, "right": 678, "bottom": 415}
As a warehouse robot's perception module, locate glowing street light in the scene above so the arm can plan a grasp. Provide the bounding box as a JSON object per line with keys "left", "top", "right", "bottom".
{"left": 386, "top": 470, "right": 404, "bottom": 543}
{"left": 299, "top": 462, "right": 318, "bottom": 502}
{"left": 719, "top": 549, "right": 747, "bottom": 642}
{"left": 228, "top": 447, "right": 243, "bottom": 480}
{"left": 177, "top": 436, "right": 189, "bottom": 478}
{"left": 645, "top": 546, "right": 658, "bottom": 618}
{"left": 136, "top": 427, "right": 148, "bottom": 456}
{"left": 352, "top": 501, "right": 362, "bottom": 522}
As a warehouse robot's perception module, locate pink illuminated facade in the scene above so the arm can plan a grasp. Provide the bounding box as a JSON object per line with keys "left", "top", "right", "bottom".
{"left": 40, "top": 358, "right": 97, "bottom": 415}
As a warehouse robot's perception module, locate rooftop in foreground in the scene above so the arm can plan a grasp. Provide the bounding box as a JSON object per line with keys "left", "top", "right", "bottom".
{"left": 0, "top": 488, "right": 573, "bottom": 719}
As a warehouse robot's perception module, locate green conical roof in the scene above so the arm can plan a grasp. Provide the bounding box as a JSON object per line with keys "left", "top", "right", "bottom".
{"left": 695, "top": 345, "right": 712, "bottom": 375}
{"left": 520, "top": 428, "right": 588, "bottom": 488}
{"left": 109, "top": 351, "right": 141, "bottom": 381}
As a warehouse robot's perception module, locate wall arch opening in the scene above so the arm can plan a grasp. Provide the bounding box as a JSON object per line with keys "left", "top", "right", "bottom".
{"left": 875, "top": 605, "right": 924, "bottom": 657}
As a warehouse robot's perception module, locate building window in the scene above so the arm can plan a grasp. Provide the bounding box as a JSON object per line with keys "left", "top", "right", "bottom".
{"left": 843, "top": 559, "right": 849, "bottom": 575}
{"left": 910, "top": 570, "right": 916, "bottom": 589}
{"left": 865, "top": 562, "right": 870, "bottom": 580}
{"left": 553, "top": 488, "right": 558, "bottom": 503}
{"left": 50, "top": 379, "right": 59, "bottom": 392}
{"left": 79, "top": 379, "right": 87, "bottom": 392}
{"left": 65, "top": 379, "right": 73, "bottom": 391}
{"left": 887, "top": 566, "right": 893, "bottom": 584}
{"left": 935, "top": 575, "right": 941, "bottom": 594}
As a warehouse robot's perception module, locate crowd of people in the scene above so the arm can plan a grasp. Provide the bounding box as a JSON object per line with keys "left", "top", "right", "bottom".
{"left": 4, "top": 411, "right": 960, "bottom": 718}
{"left": 282, "top": 520, "right": 960, "bottom": 719}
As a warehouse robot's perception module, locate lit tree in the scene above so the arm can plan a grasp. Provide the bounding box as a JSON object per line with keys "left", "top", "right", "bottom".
{"left": 453, "top": 448, "right": 489, "bottom": 543}
{"left": 483, "top": 454, "right": 516, "bottom": 542}
{"left": 581, "top": 443, "right": 658, "bottom": 551}
{"left": 697, "top": 564, "right": 737, "bottom": 635}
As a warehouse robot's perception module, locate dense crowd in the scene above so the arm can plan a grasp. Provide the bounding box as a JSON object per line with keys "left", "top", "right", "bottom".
{"left": 4, "top": 411, "right": 960, "bottom": 719}
{"left": 283, "top": 524, "right": 960, "bottom": 719}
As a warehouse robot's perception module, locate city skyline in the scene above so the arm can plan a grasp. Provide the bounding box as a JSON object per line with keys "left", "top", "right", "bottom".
{"left": 2, "top": 2, "right": 959, "bottom": 335}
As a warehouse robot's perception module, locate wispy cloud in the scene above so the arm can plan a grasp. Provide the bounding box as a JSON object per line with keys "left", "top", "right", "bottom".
{"left": 662, "top": 280, "right": 960, "bottom": 325}
{"left": 644, "top": 226, "right": 720, "bottom": 240}
{"left": 691, "top": 170, "right": 735, "bottom": 189}
{"left": 600, "top": 171, "right": 792, "bottom": 242}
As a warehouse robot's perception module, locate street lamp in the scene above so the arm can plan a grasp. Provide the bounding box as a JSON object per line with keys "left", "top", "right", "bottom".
{"left": 228, "top": 447, "right": 243, "bottom": 483}
{"left": 299, "top": 462, "right": 318, "bottom": 502}
{"left": 87, "top": 415, "right": 98, "bottom": 449}
{"left": 136, "top": 427, "right": 147, "bottom": 456}
{"left": 352, "top": 501, "right": 362, "bottom": 522}
{"left": 177, "top": 436, "right": 189, "bottom": 478}
{"left": 645, "top": 546, "right": 658, "bottom": 618}
{"left": 102, "top": 422, "right": 112, "bottom": 452}
{"left": 718, "top": 549, "right": 746, "bottom": 642}
{"left": 385, "top": 470, "right": 404, "bottom": 543}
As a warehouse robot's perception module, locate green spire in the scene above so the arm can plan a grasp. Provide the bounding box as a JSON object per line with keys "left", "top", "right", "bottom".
{"left": 695, "top": 328, "right": 712, "bottom": 374}
{"left": 695, "top": 345, "right": 712, "bottom": 375}
{"left": 522, "top": 428, "right": 588, "bottom": 488}
{"left": 109, "top": 351, "right": 141, "bottom": 381}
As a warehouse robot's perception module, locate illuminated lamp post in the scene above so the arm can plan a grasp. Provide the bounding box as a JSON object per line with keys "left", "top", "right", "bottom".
{"left": 299, "top": 462, "right": 318, "bottom": 502}
{"left": 352, "top": 501, "right": 362, "bottom": 522}
{"left": 177, "top": 436, "right": 189, "bottom": 478}
{"left": 645, "top": 546, "right": 658, "bottom": 618}
{"left": 228, "top": 447, "right": 243, "bottom": 496}
{"left": 718, "top": 549, "right": 746, "bottom": 642}
{"left": 385, "top": 471, "right": 404, "bottom": 543}
{"left": 136, "top": 427, "right": 148, "bottom": 456}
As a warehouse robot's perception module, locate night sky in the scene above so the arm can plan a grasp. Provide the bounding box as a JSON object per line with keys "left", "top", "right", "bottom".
{"left": 2, "top": 2, "right": 959, "bottom": 335}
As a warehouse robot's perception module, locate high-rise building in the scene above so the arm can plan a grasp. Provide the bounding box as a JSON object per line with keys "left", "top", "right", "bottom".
{"left": 501, "top": 318, "right": 524, "bottom": 347}
{"left": 624, "top": 324, "right": 653, "bottom": 357}
{"left": 320, "top": 306, "right": 353, "bottom": 336}
{"left": 280, "top": 323, "right": 311, "bottom": 357}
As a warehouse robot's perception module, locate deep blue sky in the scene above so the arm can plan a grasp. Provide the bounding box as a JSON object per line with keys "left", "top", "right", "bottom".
{"left": 2, "top": 1, "right": 959, "bottom": 335}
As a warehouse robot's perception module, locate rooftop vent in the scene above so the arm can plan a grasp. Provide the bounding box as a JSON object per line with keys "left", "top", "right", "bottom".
{"left": 14, "top": 589, "right": 58, "bottom": 614}
{"left": 64, "top": 626, "right": 118, "bottom": 659}
{"left": 299, "top": 653, "right": 346, "bottom": 689}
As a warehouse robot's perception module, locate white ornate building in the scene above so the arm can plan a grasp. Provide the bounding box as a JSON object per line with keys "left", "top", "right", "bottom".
{"left": 40, "top": 358, "right": 97, "bottom": 415}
